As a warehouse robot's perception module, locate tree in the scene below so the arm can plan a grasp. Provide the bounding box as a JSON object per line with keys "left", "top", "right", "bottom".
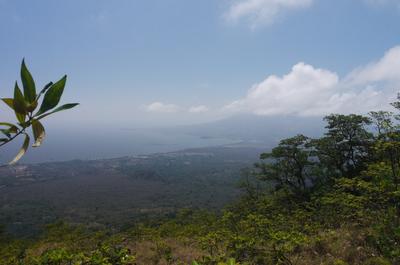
{"left": 0, "top": 60, "right": 78, "bottom": 164}
{"left": 312, "top": 114, "right": 372, "bottom": 178}
{"left": 256, "top": 134, "right": 314, "bottom": 197}
{"left": 369, "top": 111, "right": 394, "bottom": 137}
{"left": 369, "top": 108, "right": 400, "bottom": 188}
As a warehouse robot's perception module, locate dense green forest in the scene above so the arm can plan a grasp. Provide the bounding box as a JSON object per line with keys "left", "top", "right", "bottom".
{"left": 2, "top": 99, "right": 400, "bottom": 265}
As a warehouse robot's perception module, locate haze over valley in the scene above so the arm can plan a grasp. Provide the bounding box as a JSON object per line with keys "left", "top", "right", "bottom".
{"left": 1, "top": 1, "right": 400, "bottom": 264}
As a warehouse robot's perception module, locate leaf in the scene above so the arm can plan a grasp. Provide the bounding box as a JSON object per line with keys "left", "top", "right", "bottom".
{"left": 0, "top": 105, "right": 25, "bottom": 132}
{"left": 1, "top": 98, "right": 14, "bottom": 110}
{"left": 21, "top": 59, "right": 36, "bottom": 103}
{"left": 0, "top": 123, "right": 19, "bottom": 136}
{"left": 1, "top": 98, "right": 31, "bottom": 123}
{"left": 36, "top": 103, "right": 79, "bottom": 120}
{"left": 9, "top": 133, "right": 30, "bottom": 165}
{"left": 15, "top": 113, "right": 26, "bottom": 125}
{"left": 8, "top": 126, "right": 18, "bottom": 133}
{"left": 0, "top": 129, "right": 11, "bottom": 138}
{"left": 26, "top": 100, "right": 38, "bottom": 112}
{"left": 31, "top": 119, "right": 45, "bottom": 147}
{"left": 13, "top": 82, "right": 27, "bottom": 120}
{"left": 0, "top": 122, "right": 18, "bottom": 128}
{"left": 37, "top": 82, "right": 53, "bottom": 100}
{"left": 1, "top": 98, "right": 28, "bottom": 123}
{"left": 0, "top": 138, "right": 8, "bottom": 142}
{"left": 37, "top": 75, "right": 67, "bottom": 115}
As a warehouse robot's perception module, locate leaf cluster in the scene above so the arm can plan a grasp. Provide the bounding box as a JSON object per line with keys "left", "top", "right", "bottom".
{"left": 0, "top": 60, "right": 78, "bottom": 164}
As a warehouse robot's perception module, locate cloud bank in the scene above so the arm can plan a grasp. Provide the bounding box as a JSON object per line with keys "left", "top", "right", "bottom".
{"left": 346, "top": 46, "right": 400, "bottom": 85}
{"left": 224, "top": 46, "right": 400, "bottom": 116}
{"left": 145, "top": 46, "right": 399, "bottom": 118}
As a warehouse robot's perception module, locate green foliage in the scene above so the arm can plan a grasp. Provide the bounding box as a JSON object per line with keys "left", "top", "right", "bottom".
{"left": 366, "top": 207, "right": 400, "bottom": 262}
{"left": 0, "top": 223, "right": 136, "bottom": 265}
{"left": 369, "top": 111, "right": 394, "bottom": 136}
{"left": 0, "top": 60, "right": 78, "bottom": 164}
{"left": 26, "top": 245, "right": 135, "bottom": 265}
{"left": 364, "top": 257, "right": 392, "bottom": 265}
{"left": 312, "top": 114, "right": 373, "bottom": 178}
{"left": 193, "top": 258, "right": 241, "bottom": 265}
{"left": 333, "top": 260, "right": 349, "bottom": 265}
{"left": 3, "top": 93, "right": 400, "bottom": 264}
{"left": 256, "top": 134, "right": 314, "bottom": 197}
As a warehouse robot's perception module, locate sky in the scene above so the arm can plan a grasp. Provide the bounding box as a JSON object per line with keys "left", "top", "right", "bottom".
{"left": 1, "top": 0, "right": 400, "bottom": 129}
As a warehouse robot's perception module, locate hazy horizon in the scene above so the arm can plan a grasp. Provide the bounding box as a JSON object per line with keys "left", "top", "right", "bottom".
{"left": 0, "top": 114, "right": 326, "bottom": 164}
{"left": 1, "top": 0, "right": 400, "bottom": 162}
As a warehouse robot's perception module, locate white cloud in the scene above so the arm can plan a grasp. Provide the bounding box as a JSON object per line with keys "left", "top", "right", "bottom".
{"left": 224, "top": 47, "right": 400, "bottom": 116}
{"left": 145, "top": 102, "right": 180, "bottom": 113}
{"left": 146, "top": 47, "right": 400, "bottom": 118}
{"left": 224, "top": 0, "right": 313, "bottom": 29}
{"left": 346, "top": 46, "right": 400, "bottom": 85}
{"left": 189, "top": 105, "right": 209, "bottom": 113}
{"left": 224, "top": 0, "right": 399, "bottom": 29}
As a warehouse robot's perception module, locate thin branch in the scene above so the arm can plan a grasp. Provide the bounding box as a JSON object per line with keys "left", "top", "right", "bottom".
{"left": 0, "top": 127, "right": 26, "bottom": 148}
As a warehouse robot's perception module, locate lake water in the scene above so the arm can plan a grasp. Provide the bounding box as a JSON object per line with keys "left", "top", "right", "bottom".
{"left": 0, "top": 127, "right": 237, "bottom": 164}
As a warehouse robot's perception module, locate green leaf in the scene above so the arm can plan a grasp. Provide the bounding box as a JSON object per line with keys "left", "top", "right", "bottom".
{"left": 8, "top": 126, "right": 18, "bottom": 133}
{"left": 9, "top": 133, "right": 30, "bottom": 165}
{"left": 13, "top": 82, "right": 27, "bottom": 115}
{"left": 0, "top": 122, "right": 18, "bottom": 128}
{"left": 0, "top": 123, "right": 18, "bottom": 136}
{"left": 26, "top": 100, "right": 38, "bottom": 112}
{"left": 21, "top": 59, "right": 36, "bottom": 103}
{"left": 36, "top": 103, "right": 79, "bottom": 120}
{"left": 0, "top": 138, "right": 8, "bottom": 143}
{"left": 37, "top": 75, "right": 67, "bottom": 115}
{"left": 31, "top": 119, "right": 45, "bottom": 147}
{"left": 0, "top": 129, "right": 11, "bottom": 138}
{"left": 1, "top": 98, "right": 14, "bottom": 110}
{"left": 12, "top": 83, "right": 27, "bottom": 124}
{"left": 3, "top": 98, "right": 25, "bottom": 124}
{"left": 16, "top": 113, "right": 26, "bottom": 124}
{"left": 37, "top": 82, "right": 53, "bottom": 100}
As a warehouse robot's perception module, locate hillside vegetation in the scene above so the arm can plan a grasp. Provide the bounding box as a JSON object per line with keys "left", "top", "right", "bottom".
{"left": 2, "top": 99, "right": 400, "bottom": 264}
{"left": 0, "top": 147, "right": 260, "bottom": 237}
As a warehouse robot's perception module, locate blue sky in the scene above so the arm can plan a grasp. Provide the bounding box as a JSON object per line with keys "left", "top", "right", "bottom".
{"left": 1, "top": 0, "right": 400, "bottom": 127}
